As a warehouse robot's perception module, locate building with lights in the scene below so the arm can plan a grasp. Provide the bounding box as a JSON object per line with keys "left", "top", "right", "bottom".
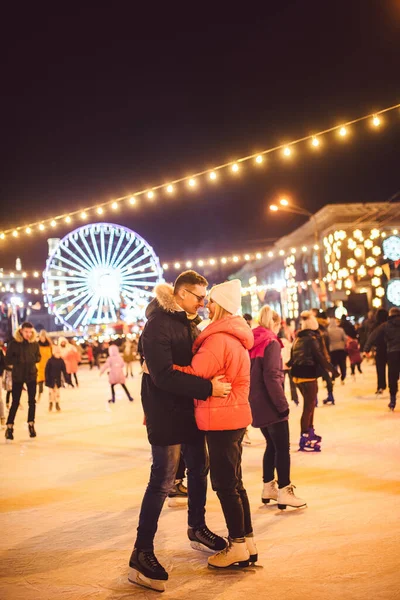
{"left": 235, "top": 203, "right": 400, "bottom": 319}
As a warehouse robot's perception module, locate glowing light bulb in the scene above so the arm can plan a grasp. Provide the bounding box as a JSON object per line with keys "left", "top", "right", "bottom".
{"left": 147, "top": 191, "right": 154, "bottom": 199}
{"left": 96, "top": 207, "right": 103, "bottom": 215}
{"left": 244, "top": 254, "right": 250, "bottom": 261}
{"left": 221, "top": 257, "right": 227, "bottom": 264}
{"left": 12, "top": 230, "right": 18, "bottom": 237}
{"left": 0, "top": 233, "right": 4, "bottom": 240}
{"left": 186, "top": 261, "right": 192, "bottom": 268}
{"left": 280, "top": 198, "right": 289, "bottom": 206}
{"left": 174, "top": 262, "right": 181, "bottom": 269}
{"left": 25, "top": 227, "right": 31, "bottom": 234}
{"left": 279, "top": 250, "right": 285, "bottom": 256}
{"left": 267, "top": 251, "right": 274, "bottom": 257}
{"left": 33, "top": 271, "right": 39, "bottom": 277}
{"left": 209, "top": 259, "right": 216, "bottom": 265}
{"left": 39, "top": 223, "right": 45, "bottom": 230}
{"left": 372, "top": 115, "right": 381, "bottom": 127}
{"left": 22, "top": 272, "right": 27, "bottom": 277}
{"left": 129, "top": 196, "right": 136, "bottom": 205}
{"left": 209, "top": 171, "right": 217, "bottom": 180}
{"left": 231, "top": 163, "right": 239, "bottom": 172}
{"left": 233, "top": 256, "right": 239, "bottom": 262}
{"left": 198, "top": 259, "right": 204, "bottom": 266}
{"left": 65, "top": 216, "right": 71, "bottom": 223}
{"left": 257, "top": 253, "right": 263, "bottom": 259}
{"left": 111, "top": 202, "right": 118, "bottom": 209}
{"left": 302, "top": 246, "right": 307, "bottom": 252}
{"left": 339, "top": 126, "right": 347, "bottom": 137}
{"left": 50, "top": 220, "right": 57, "bottom": 227}
{"left": 255, "top": 155, "right": 263, "bottom": 164}
{"left": 291, "top": 248, "right": 296, "bottom": 254}
{"left": 162, "top": 263, "right": 168, "bottom": 270}
{"left": 80, "top": 212, "right": 87, "bottom": 219}
{"left": 311, "top": 136, "right": 320, "bottom": 147}
{"left": 270, "top": 204, "right": 278, "bottom": 212}
{"left": 283, "top": 146, "right": 291, "bottom": 157}
{"left": 189, "top": 179, "right": 196, "bottom": 187}
{"left": 166, "top": 185, "right": 174, "bottom": 193}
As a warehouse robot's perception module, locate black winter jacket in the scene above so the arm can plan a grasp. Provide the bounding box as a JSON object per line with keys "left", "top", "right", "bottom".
{"left": 363, "top": 323, "right": 387, "bottom": 355}
{"left": 290, "top": 329, "right": 338, "bottom": 380}
{"left": 364, "top": 316, "right": 400, "bottom": 354}
{"left": 5, "top": 329, "right": 41, "bottom": 383}
{"left": 140, "top": 284, "right": 212, "bottom": 446}
{"left": 45, "top": 356, "right": 68, "bottom": 388}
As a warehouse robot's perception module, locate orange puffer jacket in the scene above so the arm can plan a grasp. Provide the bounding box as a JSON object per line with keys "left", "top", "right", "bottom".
{"left": 175, "top": 315, "right": 254, "bottom": 431}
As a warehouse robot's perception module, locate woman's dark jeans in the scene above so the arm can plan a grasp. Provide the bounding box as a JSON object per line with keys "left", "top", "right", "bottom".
{"left": 206, "top": 428, "right": 252, "bottom": 539}
{"left": 135, "top": 436, "right": 208, "bottom": 550}
{"left": 297, "top": 379, "right": 318, "bottom": 433}
{"left": 330, "top": 350, "right": 347, "bottom": 381}
{"left": 261, "top": 420, "right": 290, "bottom": 488}
{"left": 375, "top": 349, "right": 387, "bottom": 391}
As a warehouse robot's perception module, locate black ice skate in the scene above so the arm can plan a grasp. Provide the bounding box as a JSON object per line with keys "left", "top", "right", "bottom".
{"left": 28, "top": 423, "right": 36, "bottom": 438}
{"left": 128, "top": 548, "right": 168, "bottom": 592}
{"left": 5, "top": 426, "right": 14, "bottom": 441}
{"left": 388, "top": 396, "right": 396, "bottom": 411}
{"left": 188, "top": 525, "right": 227, "bottom": 553}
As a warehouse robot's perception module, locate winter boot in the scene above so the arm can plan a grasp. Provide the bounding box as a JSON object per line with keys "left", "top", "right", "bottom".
{"left": 388, "top": 395, "right": 396, "bottom": 411}
{"left": 323, "top": 393, "right": 335, "bottom": 405}
{"left": 245, "top": 533, "right": 258, "bottom": 563}
{"left": 208, "top": 537, "right": 250, "bottom": 569}
{"left": 5, "top": 426, "right": 14, "bottom": 441}
{"left": 261, "top": 479, "right": 278, "bottom": 504}
{"left": 55, "top": 402, "right": 61, "bottom": 411}
{"left": 167, "top": 479, "right": 188, "bottom": 507}
{"left": 299, "top": 433, "right": 321, "bottom": 452}
{"left": 277, "top": 484, "right": 307, "bottom": 510}
{"left": 188, "top": 525, "right": 227, "bottom": 553}
{"left": 128, "top": 548, "right": 168, "bottom": 592}
{"left": 28, "top": 423, "right": 36, "bottom": 438}
{"left": 49, "top": 402, "right": 53, "bottom": 412}
{"left": 308, "top": 427, "right": 322, "bottom": 443}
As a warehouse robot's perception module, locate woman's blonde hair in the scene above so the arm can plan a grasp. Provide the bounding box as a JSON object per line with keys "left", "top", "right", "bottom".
{"left": 258, "top": 305, "right": 281, "bottom": 330}
{"left": 210, "top": 301, "right": 231, "bottom": 322}
{"left": 39, "top": 329, "right": 52, "bottom": 344}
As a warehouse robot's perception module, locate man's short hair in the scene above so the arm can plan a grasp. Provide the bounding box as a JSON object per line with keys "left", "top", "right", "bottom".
{"left": 173, "top": 270, "right": 208, "bottom": 294}
{"left": 389, "top": 307, "right": 400, "bottom": 317}
{"left": 243, "top": 313, "right": 252, "bottom": 321}
{"left": 21, "top": 321, "right": 34, "bottom": 329}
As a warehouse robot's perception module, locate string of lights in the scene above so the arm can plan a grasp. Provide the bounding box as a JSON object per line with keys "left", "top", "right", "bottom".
{"left": 1, "top": 103, "right": 399, "bottom": 243}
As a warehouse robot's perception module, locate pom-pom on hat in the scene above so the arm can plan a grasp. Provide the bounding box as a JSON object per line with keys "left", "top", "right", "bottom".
{"left": 210, "top": 279, "right": 242, "bottom": 315}
{"left": 300, "top": 310, "right": 319, "bottom": 331}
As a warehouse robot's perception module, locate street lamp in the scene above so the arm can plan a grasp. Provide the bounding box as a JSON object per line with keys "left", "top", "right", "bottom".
{"left": 269, "top": 198, "right": 323, "bottom": 282}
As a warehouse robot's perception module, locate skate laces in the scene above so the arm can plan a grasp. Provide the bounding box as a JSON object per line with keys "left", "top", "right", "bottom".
{"left": 142, "top": 551, "right": 162, "bottom": 570}
{"left": 287, "top": 485, "right": 296, "bottom": 495}
{"left": 197, "top": 526, "right": 217, "bottom": 543}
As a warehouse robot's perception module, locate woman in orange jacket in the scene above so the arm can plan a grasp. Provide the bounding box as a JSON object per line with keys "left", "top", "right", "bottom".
{"left": 174, "top": 279, "right": 256, "bottom": 570}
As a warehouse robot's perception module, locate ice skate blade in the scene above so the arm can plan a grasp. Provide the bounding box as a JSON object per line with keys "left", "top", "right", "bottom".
{"left": 190, "top": 540, "right": 216, "bottom": 554}
{"left": 249, "top": 554, "right": 258, "bottom": 563}
{"left": 128, "top": 567, "right": 166, "bottom": 592}
{"left": 167, "top": 497, "right": 188, "bottom": 508}
{"left": 278, "top": 502, "right": 307, "bottom": 510}
{"left": 208, "top": 559, "right": 250, "bottom": 569}
{"left": 262, "top": 498, "right": 276, "bottom": 504}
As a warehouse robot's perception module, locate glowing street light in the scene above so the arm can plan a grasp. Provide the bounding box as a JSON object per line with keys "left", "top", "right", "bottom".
{"left": 280, "top": 198, "right": 289, "bottom": 206}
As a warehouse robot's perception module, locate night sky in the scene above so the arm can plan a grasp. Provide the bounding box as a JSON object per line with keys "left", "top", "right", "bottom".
{"left": 1, "top": 2, "right": 400, "bottom": 275}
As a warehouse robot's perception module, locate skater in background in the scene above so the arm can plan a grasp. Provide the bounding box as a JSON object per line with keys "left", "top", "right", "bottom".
{"left": 3, "top": 361, "right": 13, "bottom": 410}
{"left": 363, "top": 308, "right": 388, "bottom": 394}
{"left": 86, "top": 344, "right": 94, "bottom": 369}
{"left": 100, "top": 344, "right": 133, "bottom": 403}
{"left": 174, "top": 280, "right": 256, "bottom": 570}
{"left": 290, "top": 311, "right": 339, "bottom": 451}
{"left": 312, "top": 309, "right": 336, "bottom": 405}
{"left": 250, "top": 305, "right": 306, "bottom": 509}
{"left": 167, "top": 453, "right": 188, "bottom": 506}
{"left": 37, "top": 330, "right": 53, "bottom": 401}
{"left": 59, "top": 337, "right": 80, "bottom": 387}
{"left": 92, "top": 341, "right": 102, "bottom": 369}
{"left": 121, "top": 337, "right": 137, "bottom": 377}
{"left": 45, "top": 345, "right": 68, "bottom": 412}
{"left": 327, "top": 317, "right": 348, "bottom": 384}
{"left": 5, "top": 322, "right": 41, "bottom": 440}
{"left": 279, "top": 327, "right": 299, "bottom": 405}
{"left": 347, "top": 334, "right": 363, "bottom": 378}
{"left": 0, "top": 344, "right": 5, "bottom": 427}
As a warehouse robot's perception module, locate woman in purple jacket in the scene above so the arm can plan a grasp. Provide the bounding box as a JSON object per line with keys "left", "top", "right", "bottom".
{"left": 249, "top": 305, "right": 306, "bottom": 510}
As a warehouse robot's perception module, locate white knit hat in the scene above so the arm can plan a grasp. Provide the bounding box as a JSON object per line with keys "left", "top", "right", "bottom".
{"left": 210, "top": 279, "right": 242, "bottom": 314}
{"left": 300, "top": 310, "right": 319, "bottom": 331}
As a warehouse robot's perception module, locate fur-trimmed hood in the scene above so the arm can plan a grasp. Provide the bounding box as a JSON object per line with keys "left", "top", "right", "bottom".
{"left": 14, "top": 328, "right": 38, "bottom": 343}
{"left": 146, "top": 283, "right": 183, "bottom": 318}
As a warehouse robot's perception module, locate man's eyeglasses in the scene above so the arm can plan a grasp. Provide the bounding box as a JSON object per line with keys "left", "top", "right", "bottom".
{"left": 184, "top": 288, "right": 207, "bottom": 303}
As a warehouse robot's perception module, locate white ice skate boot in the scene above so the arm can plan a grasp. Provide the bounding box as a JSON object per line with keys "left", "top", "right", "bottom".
{"left": 277, "top": 484, "right": 307, "bottom": 510}
{"left": 208, "top": 538, "right": 250, "bottom": 569}
{"left": 262, "top": 479, "right": 278, "bottom": 504}
{"left": 245, "top": 533, "right": 258, "bottom": 563}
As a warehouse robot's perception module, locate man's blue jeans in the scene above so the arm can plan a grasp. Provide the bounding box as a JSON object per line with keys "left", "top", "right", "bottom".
{"left": 135, "top": 435, "right": 209, "bottom": 550}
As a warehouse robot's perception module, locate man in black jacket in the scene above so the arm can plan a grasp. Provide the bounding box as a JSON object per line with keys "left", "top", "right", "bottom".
{"left": 5, "top": 322, "right": 41, "bottom": 440}
{"left": 129, "top": 271, "right": 232, "bottom": 592}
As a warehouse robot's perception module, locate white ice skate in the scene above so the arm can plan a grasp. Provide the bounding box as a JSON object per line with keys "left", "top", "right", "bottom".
{"left": 208, "top": 538, "right": 250, "bottom": 569}
{"left": 277, "top": 484, "right": 307, "bottom": 510}
{"left": 262, "top": 479, "right": 278, "bottom": 504}
{"left": 245, "top": 534, "right": 258, "bottom": 563}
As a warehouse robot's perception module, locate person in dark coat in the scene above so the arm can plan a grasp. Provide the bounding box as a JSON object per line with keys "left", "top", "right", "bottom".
{"left": 363, "top": 308, "right": 388, "bottom": 394}
{"left": 290, "top": 311, "right": 339, "bottom": 451}
{"left": 5, "top": 322, "right": 40, "bottom": 440}
{"left": 45, "top": 345, "right": 68, "bottom": 412}
{"left": 249, "top": 305, "right": 306, "bottom": 509}
{"left": 312, "top": 309, "right": 336, "bottom": 404}
{"left": 129, "top": 270, "right": 232, "bottom": 592}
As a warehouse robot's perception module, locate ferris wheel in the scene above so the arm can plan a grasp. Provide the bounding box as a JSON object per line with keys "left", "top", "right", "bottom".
{"left": 43, "top": 222, "right": 163, "bottom": 331}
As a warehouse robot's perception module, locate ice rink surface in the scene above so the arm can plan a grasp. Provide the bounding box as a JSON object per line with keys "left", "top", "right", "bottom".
{"left": 1, "top": 361, "right": 399, "bottom": 600}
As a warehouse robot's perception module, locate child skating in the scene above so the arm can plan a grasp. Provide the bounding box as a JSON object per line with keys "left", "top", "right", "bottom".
{"left": 100, "top": 345, "right": 134, "bottom": 403}
{"left": 45, "top": 346, "right": 68, "bottom": 412}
